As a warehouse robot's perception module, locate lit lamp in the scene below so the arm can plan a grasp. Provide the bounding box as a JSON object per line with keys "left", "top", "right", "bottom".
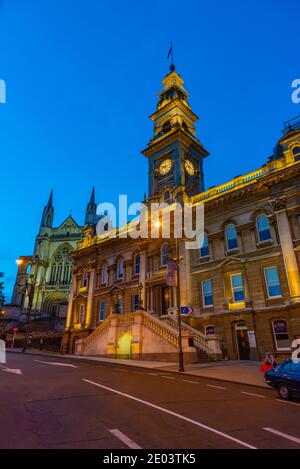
{"left": 16, "top": 259, "right": 23, "bottom": 266}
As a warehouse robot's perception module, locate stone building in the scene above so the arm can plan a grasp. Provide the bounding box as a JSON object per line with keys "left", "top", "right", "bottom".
{"left": 10, "top": 188, "right": 98, "bottom": 322}
{"left": 61, "top": 66, "right": 300, "bottom": 362}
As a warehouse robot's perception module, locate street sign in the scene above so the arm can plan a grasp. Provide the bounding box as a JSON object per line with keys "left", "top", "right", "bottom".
{"left": 12, "top": 327, "right": 18, "bottom": 333}
{"left": 166, "top": 259, "right": 176, "bottom": 287}
{"left": 180, "top": 306, "right": 193, "bottom": 315}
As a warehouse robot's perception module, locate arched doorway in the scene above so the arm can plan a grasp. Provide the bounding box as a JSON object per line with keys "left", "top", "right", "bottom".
{"left": 235, "top": 322, "right": 250, "bottom": 360}
{"left": 117, "top": 332, "right": 132, "bottom": 359}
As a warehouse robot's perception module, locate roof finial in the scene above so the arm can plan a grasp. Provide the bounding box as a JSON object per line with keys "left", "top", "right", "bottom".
{"left": 167, "top": 41, "right": 175, "bottom": 71}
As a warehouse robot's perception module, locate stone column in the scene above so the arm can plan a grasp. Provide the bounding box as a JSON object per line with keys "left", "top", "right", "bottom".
{"left": 271, "top": 196, "right": 300, "bottom": 302}
{"left": 85, "top": 269, "right": 96, "bottom": 328}
{"left": 65, "top": 273, "right": 77, "bottom": 330}
{"left": 139, "top": 251, "right": 147, "bottom": 307}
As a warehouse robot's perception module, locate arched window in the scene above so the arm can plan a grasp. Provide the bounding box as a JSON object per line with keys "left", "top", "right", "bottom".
{"left": 292, "top": 146, "right": 300, "bottom": 161}
{"left": 225, "top": 224, "right": 238, "bottom": 250}
{"left": 272, "top": 320, "right": 290, "bottom": 351}
{"left": 256, "top": 214, "right": 271, "bottom": 242}
{"left": 49, "top": 245, "right": 73, "bottom": 285}
{"left": 199, "top": 233, "right": 209, "bottom": 258}
{"left": 163, "top": 190, "right": 171, "bottom": 204}
{"left": 205, "top": 325, "right": 215, "bottom": 336}
{"left": 101, "top": 263, "right": 108, "bottom": 284}
{"left": 162, "top": 120, "right": 171, "bottom": 134}
{"left": 161, "top": 243, "right": 169, "bottom": 266}
{"left": 117, "top": 258, "right": 124, "bottom": 280}
{"left": 134, "top": 254, "right": 140, "bottom": 276}
{"left": 25, "top": 264, "right": 32, "bottom": 275}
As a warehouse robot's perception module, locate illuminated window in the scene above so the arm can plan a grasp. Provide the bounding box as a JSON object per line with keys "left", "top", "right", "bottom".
{"left": 202, "top": 280, "right": 213, "bottom": 307}
{"left": 225, "top": 224, "right": 238, "bottom": 250}
{"left": 199, "top": 233, "right": 209, "bottom": 258}
{"left": 101, "top": 264, "right": 108, "bottom": 284}
{"left": 264, "top": 267, "right": 282, "bottom": 298}
{"left": 230, "top": 273, "right": 244, "bottom": 302}
{"left": 293, "top": 146, "right": 300, "bottom": 161}
{"left": 272, "top": 320, "right": 290, "bottom": 351}
{"left": 134, "top": 254, "right": 140, "bottom": 275}
{"left": 256, "top": 214, "right": 271, "bottom": 242}
{"left": 117, "top": 259, "right": 124, "bottom": 280}
{"left": 161, "top": 243, "right": 169, "bottom": 266}
{"left": 99, "top": 301, "right": 105, "bottom": 321}
{"left": 79, "top": 304, "right": 86, "bottom": 324}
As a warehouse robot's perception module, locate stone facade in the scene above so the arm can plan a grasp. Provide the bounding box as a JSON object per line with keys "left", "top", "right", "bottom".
{"left": 62, "top": 67, "right": 300, "bottom": 362}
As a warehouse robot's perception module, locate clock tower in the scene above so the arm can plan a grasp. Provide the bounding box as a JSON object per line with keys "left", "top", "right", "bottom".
{"left": 142, "top": 66, "right": 209, "bottom": 201}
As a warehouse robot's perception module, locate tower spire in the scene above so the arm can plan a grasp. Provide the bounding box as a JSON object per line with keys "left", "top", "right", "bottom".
{"left": 40, "top": 189, "right": 54, "bottom": 229}
{"left": 85, "top": 186, "right": 97, "bottom": 226}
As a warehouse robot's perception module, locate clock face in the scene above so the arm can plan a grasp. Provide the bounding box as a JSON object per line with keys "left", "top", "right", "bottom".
{"left": 185, "top": 159, "right": 195, "bottom": 176}
{"left": 159, "top": 158, "right": 172, "bottom": 175}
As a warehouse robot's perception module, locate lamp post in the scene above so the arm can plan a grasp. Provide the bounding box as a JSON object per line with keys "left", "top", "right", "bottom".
{"left": 17, "top": 257, "right": 39, "bottom": 353}
{"left": 175, "top": 237, "right": 184, "bottom": 372}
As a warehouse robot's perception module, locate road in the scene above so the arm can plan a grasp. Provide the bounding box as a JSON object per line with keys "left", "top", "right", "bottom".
{"left": 0, "top": 352, "right": 300, "bottom": 449}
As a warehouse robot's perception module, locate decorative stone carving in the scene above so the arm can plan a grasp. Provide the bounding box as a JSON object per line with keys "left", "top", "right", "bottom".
{"left": 270, "top": 196, "right": 287, "bottom": 212}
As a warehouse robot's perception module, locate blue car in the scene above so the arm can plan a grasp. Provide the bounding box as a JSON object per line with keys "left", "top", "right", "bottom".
{"left": 265, "top": 360, "right": 300, "bottom": 400}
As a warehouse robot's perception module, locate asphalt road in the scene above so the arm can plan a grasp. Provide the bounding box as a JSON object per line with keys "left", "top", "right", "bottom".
{"left": 1, "top": 352, "right": 300, "bottom": 449}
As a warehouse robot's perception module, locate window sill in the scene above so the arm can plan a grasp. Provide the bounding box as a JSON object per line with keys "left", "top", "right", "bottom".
{"left": 265, "top": 297, "right": 284, "bottom": 307}
{"left": 257, "top": 240, "right": 273, "bottom": 248}
{"left": 225, "top": 248, "right": 240, "bottom": 256}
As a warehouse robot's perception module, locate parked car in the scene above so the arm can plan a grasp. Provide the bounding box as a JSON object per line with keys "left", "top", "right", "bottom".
{"left": 265, "top": 359, "right": 300, "bottom": 400}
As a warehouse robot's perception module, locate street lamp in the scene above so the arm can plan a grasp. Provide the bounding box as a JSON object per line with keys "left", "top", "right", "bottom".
{"left": 175, "top": 237, "right": 184, "bottom": 373}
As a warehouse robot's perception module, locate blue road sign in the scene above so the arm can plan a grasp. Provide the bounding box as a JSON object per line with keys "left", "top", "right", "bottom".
{"left": 180, "top": 306, "right": 193, "bottom": 315}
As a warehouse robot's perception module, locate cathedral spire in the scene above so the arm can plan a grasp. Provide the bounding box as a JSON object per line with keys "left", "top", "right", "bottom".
{"left": 85, "top": 186, "right": 97, "bottom": 226}
{"left": 40, "top": 190, "right": 54, "bottom": 229}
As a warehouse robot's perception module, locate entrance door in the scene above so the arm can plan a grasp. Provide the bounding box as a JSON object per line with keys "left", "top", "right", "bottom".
{"left": 236, "top": 326, "right": 250, "bottom": 360}
{"left": 161, "top": 287, "right": 170, "bottom": 315}
{"left": 117, "top": 332, "right": 132, "bottom": 359}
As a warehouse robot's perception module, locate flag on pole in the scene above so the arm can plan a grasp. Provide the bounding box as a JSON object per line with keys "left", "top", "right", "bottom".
{"left": 167, "top": 43, "right": 173, "bottom": 59}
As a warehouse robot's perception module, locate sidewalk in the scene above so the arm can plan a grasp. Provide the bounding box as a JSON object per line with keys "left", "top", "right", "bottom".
{"left": 7, "top": 349, "right": 268, "bottom": 388}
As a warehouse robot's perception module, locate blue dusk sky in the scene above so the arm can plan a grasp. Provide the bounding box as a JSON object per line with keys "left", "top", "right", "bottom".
{"left": 0, "top": 0, "right": 299, "bottom": 300}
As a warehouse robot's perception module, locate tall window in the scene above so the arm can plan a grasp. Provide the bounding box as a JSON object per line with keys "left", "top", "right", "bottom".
{"left": 272, "top": 320, "right": 290, "bottom": 351}
{"left": 134, "top": 254, "right": 140, "bottom": 275}
{"left": 49, "top": 245, "right": 73, "bottom": 285}
{"left": 256, "top": 214, "right": 271, "bottom": 242}
{"left": 117, "top": 259, "right": 124, "bottom": 280}
{"left": 132, "top": 294, "right": 140, "bottom": 311}
{"left": 82, "top": 271, "right": 88, "bottom": 288}
{"left": 230, "top": 273, "right": 245, "bottom": 302}
{"left": 225, "top": 224, "right": 238, "bottom": 250}
{"left": 101, "top": 263, "right": 108, "bottom": 284}
{"left": 264, "top": 267, "right": 282, "bottom": 298}
{"left": 163, "top": 190, "right": 171, "bottom": 204}
{"left": 99, "top": 301, "right": 105, "bottom": 322}
{"left": 78, "top": 304, "right": 86, "bottom": 324}
{"left": 199, "top": 233, "right": 209, "bottom": 258}
{"left": 161, "top": 243, "right": 169, "bottom": 266}
{"left": 202, "top": 280, "right": 213, "bottom": 307}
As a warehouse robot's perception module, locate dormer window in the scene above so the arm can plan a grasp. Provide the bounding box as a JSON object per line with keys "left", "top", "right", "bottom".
{"left": 292, "top": 146, "right": 300, "bottom": 162}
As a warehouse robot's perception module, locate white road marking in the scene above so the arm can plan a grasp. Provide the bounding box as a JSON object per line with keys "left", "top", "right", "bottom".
{"left": 161, "top": 375, "right": 176, "bottom": 380}
{"left": 108, "top": 429, "right": 142, "bottom": 449}
{"left": 206, "top": 384, "right": 226, "bottom": 390}
{"left": 1, "top": 366, "right": 22, "bottom": 375}
{"left": 263, "top": 427, "right": 300, "bottom": 445}
{"left": 276, "top": 399, "right": 300, "bottom": 407}
{"left": 182, "top": 379, "right": 199, "bottom": 385}
{"left": 241, "top": 392, "right": 265, "bottom": 398}
{"left": 83, "top": 378, "right": 257, "bottom": 449}
{"left": 34, "top": 360, "right": 77, "bottom": 368}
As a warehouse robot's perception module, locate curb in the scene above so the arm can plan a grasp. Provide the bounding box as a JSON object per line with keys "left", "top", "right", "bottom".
{"left": 7, "top": 349, "right": 269, "bottom": 390}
